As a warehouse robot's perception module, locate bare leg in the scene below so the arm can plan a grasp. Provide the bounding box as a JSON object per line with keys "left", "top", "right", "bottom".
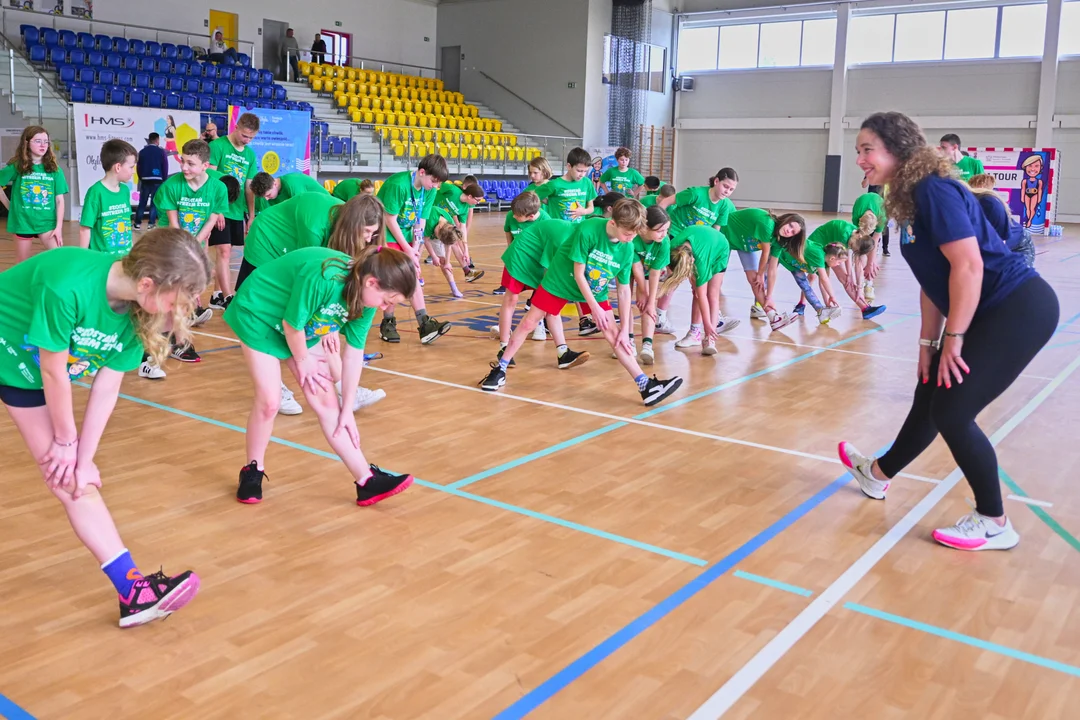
{"left": 600, "top": 310, "right": 647, "bottom": 380}
{"left": 214, "top": 244, "right": 233, "bottom": 297}
{"left": 498, "top": 291, "right": 521, "bottom": 345}
{"left": 40, "top": 231, "right": 62, "bottom": 250}
{"left": 14, "top": 238, "right": 32, "bottom": 264}
{"left": 546, "top": 313, "right": 567, "bottom": 346}
{"left": 501, "top": 305, "right": 546, "bottom": 362}
{"left": 240, "top": 343, "right": 283, "bottom": 468}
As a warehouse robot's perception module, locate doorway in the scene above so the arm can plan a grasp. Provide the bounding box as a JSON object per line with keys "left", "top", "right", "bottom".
{"left": 319, "top": 29, "right": 351, "bottom": 67}
{"left": 208, "top": 9, "right": 239, "bottom": 50}
{"left": 440, "top": 45, "right": 461, "bottom": 92}
{"left": 263, "top": 19, "right": 289, "bottom": 80}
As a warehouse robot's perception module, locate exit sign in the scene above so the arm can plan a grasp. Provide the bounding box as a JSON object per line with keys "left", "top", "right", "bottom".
{"left": 334, "top": 21, "right": 342, "bottom": 27}
{"left": 567, "top": 82, "right": 577, "bottom": 89}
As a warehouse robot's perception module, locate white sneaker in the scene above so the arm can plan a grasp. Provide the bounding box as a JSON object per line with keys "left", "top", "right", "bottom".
{"left": 750, "top": 304, "right": 768, "bottom": 320}
{"left": 818, "top": 306, "right": 842, "bottom": 325}
{"left": 770, "top": 312, "right": 799, "bottom": 331}
{"left": 192, "top": 306, "right": 213, "bottom": 327}
{"left": 701, "top": 338, "right": 717, "bottom": 356}
{"left": 638, "top": 343, "right": 655, "bottom": 365}
{"left": 863, "top": 282, "right": 876, "bottom": 301}
{"left": 138, "top": 361, "right": 166, "bottom": 380}
{"left": 655, "top": 313, "right": 676, "bottom": 335}
{"left": 932, "top": 501, "right": 1019, "bottom": 551}
{"left": 611, "top": 340, "right": 636, "bottom": 359}
{"left": 838, "top": 441, "right": 889, "bottom": 500}
{"left": 716, "top": 316, "right": 741, "bottom": 335}
{"left": 279, "top": 383, "right": 303, "bottom": 415}
{"left": 350, "top": 386, "right": 386, "bottom": 411}
{"left": 675, "top": 329, "right": 702, "bottom": 348}
{"left": 532, "top": 323, "right": 547, "bottom": 341}
{"left": 489, "top": 324, "right": 501, "bottom": 339}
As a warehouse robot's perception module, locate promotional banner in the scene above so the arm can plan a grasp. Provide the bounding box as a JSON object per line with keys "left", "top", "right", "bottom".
{"left": 968, "top": 147, "right": 1060, "bottom": 232}
{"left": 588, "top": 145, "right": 619, "bottom": 186}
{"left": 227, "top": 106, "right": 312, "bottom": 175}
{"left": 73, "top": 104, "right": 199, "bottom": 205}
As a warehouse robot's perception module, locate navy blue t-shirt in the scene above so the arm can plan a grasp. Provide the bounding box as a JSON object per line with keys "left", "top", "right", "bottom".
{"left": 902, "top": 174, "right": 1036, "bottom": 317}
{"left": 975, "top": 193, "right": 1025, "bottom": 251}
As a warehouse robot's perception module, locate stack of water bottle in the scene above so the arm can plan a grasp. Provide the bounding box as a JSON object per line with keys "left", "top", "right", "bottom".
{"left": 1047, "top": 225, "right": 1064, "bottom": 237}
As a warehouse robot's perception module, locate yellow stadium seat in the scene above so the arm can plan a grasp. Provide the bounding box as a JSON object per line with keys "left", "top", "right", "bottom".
{"left": 422, "top": 129, "right": 433, "bottom": 143}
{"left": 364, "top": 111, "right": 375, "bottom": 124}
{"left": 386, "top": 113, "right": 397, "bottom": 126}
{"left": 311, "top": 65, "right": 324, "bottom": 77}
{"left": 323, "top": 179, "right": 337, "bottom": 192}
{"left": 311, "top": 78, "right": 323, "bottom": 92}
{"left": 348, "top": 108, "right": 361, "bottom": 123}
{"left": 392, "top": 142, "right": 406, "bottom": 158}
{"left": 419, "top": 90, "right": 429, "bottom": 102}
{"left": 389, "top": 87, "right": 400, "bottom": 100}
{"left": 375, "top": 111, "right": 385, "bottom": 124}
{"left": 374, "top": 181, "right": 383, "bottom": 193}
{"left": 395, "top": 112, "right": 407, "bottom": 126}
{"left": 299, "top": 61, "right": 311, "bottom": 76}
{"left": 360, "top": 97, "right": 371, "bottom": 110}
{"left": 347, "top": 69, "right": 358, "bottom": 81}
{"left": 447, "top": 117, "right": 458, "bottom": 130}
{"left": 466, "top": 119, "right": 476, "bottom": 131}
{"left": 435, "top": 116, "right": 445, "bottom": 129}
{"left": 336, "top": 94, "right": 348, "bottom": 109}
{"left": 378, "top": 86, "right": 389, "bottom": 97}
{"left": 403, "top": 101, "right": 414, "bottom": 114}
{"left": 349, "top": 96, "right": 361, "bottom": 109}
{"left": 376, "top": 127, "right": 388, "bottom": 140}
{"left": 417, "top": 115, "right": 429, "bottom": 128}
{"left": 392, "top": 100, "right": 402, "bottom": 113}
{"left": 389, "top": 128, "right": 401, "bottom": 142}
{"left": 377, "top": 72, "right": 388, "bottom": 85}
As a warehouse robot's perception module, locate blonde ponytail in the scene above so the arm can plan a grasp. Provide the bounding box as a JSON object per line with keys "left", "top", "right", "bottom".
{"left": 660, "top": 243, "right": 696, "bottom": 295}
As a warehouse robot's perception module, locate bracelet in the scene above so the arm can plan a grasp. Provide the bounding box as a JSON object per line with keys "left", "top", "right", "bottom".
{"left": 944, "top": 331, "right": 965, "bottom": 339}
{"left": 53, "top": 436, "right": 78, "bottom": 447}
{"left": 918, "top": 338, "right": 940, "bottom": 350}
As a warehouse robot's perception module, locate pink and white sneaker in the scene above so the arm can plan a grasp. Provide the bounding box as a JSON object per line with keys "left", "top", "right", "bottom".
{"left": 118, "top": 569, "right": 201, "bottom": 628}
{"left": 838, "top": 441, "right": 889, "bottom": 500}
{"left": 770, "top": 311, "right": 798, "bottom": 331}
{"left": 933, "top": 502, "right": 1019, "bottom": 551}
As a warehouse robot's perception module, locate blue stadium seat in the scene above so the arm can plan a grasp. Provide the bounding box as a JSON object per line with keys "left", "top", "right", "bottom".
{"left": 259, "top": 85, "right": 274, "bottom": 100}
{"left": 199, "top": 79, "right": 214, "bottom": 94}
{"left": 134, "top": 73, "right": 149, "bottom": 89}
{"left": 68, "top": 48, "right": 85, "bottom": 65}
{"left": 87, "top": 50, "right": 103, "bottom": 67}
{"left": 122, "top": 55, "right": 138, "bottom": 71}
{"left": 218, "top": 66, "right": 233, "bottom": 81}
{"left": 177, "top": 45, "right": 193, "bottom": 62}
{"left": 184, "top": 78, "right": 200, "bottom": 93}
{"left": 245, "top": 84, "right": 259, "bottom": 99}
{"left": 171, "top": 76, "right": 186, "bottom": 92}
{"left": 96, "top": 35, "right": 113, "bottom": 53}
{"left": 43, "top": 46, "right": 62, "bottom": 65}
{"left": 90, "top": 85, "right": 106, "bottom": 104}
{"left": 165, "top": 93, "right": 179, "bottom": 109}
{"left": 117, "top": 70, "right": 133, "bottom": 86}
{"left": 105, "top": 53, "right": 121, "bottom": 69}
{"left": 69, "top": 84, "right": 88, "bottom": 103}
{"left": 157, "top": 59, "right": 173, "bottom": 74}
{"left": 217, "top": 80, "right": 232, "bottom": 96}
{"left": 185, "top": 64, "right": 202, "bottom": 79}
{"left": 259, "top": 69, "right": 273, "bottom": 85}
{"left": 41, "top": 29, "right": 59, "bottom": 47}
{"left": 151, "top": 75, "right": 167, "bottom": 91}
{"left": 129, "top": 90, "right": 146, "bottom": 107}
{"left": 130, "top": 39, "right": 145, "bottom": 55}
{"left": 286, "top": 101, "right": 299, "bottom": 111}
{"left": 22, "top": 26, "right": 40, "bottom": 47}
{"left": 59, "top": 30, "right": 76, "bottom": 49}
{"left": 202, "top": 64, "right": 218, "bottom": 79}
{"left": 162, "top": 43, "right": 178, "bottom": 60}
{"left": 222, "top": 54, "right": 236, "bottom": 66}
{"left": 58, "top": 65, "right": 76, "bottom": 86}
{"left": 109, "top": 88, "right": 126, "bottom": 104}
{"left": 113, "top": 37, "right": 129, "bottom": 54}
{"left": 146, "top": 41, "right": 161, "bottom": 57}
{"left": 213, "top": 97, "right": 227, "bottom": 113}
{"left": 237, "top": 53, "right": 250, "bottom": 67}
{"left": 138, "top": 57, "right": 154, "bottom": 72}
{"left": 276, "top": 87, "right": 289, "bottom": 102}
{"left": 97, "top": 69, "right": 115, "bottom": 85}
{"left": 77, "top": 67, "right": 95, "bottom": 84}
{"left": 197, "top": 95, "right": 212, "bottom": 112}
{"left": 174, "top": 60, "right": 189, "bottom": 76}
{"left": 180, "top": 94, "right": 196, "bottom": 111}
{"left": 147, "top": 91, "right": 164, "bottom": 108}
{"left": 77, "top": 32, "right": 95, "bottom": 50}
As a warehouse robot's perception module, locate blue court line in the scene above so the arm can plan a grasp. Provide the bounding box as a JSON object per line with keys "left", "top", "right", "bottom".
{"left": 0, "top": 693, "right": 36, "bottom": 720}
{"left": 844, "top": 603, "right": 1080, "bottom": 678}
{"left": 732, "top": 570, "right": 814, "bottom": 597}
{"left": 449, "top": 320, "right": 909, "bottom": 491}
{"left": 1058, "top": 252, "right": 1080, "bottom": 263}
{"left": 491, "top": 458, "right": 869, "bottom": 720}
{"left": 196, "top": 344, "right": 241, "bottom": 355}
{"left": 1045, "top": 338, "right": 1080, "bottom": 351}
{"left": 82, "top": 387, "right": 707, "bottom": 567}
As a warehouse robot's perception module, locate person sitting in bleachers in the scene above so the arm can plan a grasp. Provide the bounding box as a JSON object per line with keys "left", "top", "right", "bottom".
{"left": 207, "top": 29, "right": 239, "bottom": 64}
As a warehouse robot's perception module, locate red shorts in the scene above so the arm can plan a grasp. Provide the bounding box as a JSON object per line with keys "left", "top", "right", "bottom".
{"left": 531, "top": 285, "right": 611, "bottom": 316}
{"left": 500, "top": 267, "right": 532, "bottom": 295}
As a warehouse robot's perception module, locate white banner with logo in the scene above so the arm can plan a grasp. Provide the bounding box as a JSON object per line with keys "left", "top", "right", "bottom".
{"left": 73, "top": 104, "right": 201, "bottom": 205}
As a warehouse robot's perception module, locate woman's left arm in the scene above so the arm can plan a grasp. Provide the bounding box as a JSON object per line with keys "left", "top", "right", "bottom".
{"left": 938, "top": 237, "right": 984, "bottom": 388}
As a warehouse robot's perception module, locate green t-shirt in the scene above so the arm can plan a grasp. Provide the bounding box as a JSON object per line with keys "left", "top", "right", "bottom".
{"left": 632, "top": 234, "right": 671, "bottom": 273}
{"left": 503, "top": 206, "right": 550, "bottom": 238}
{"left": 640, "top": 194, "right": 658, "bottom": 208}
{"left": 667, "top": 186, "right": 734, "bottom": 237}
{"left": 154, "top": 172, "right": 228, "bottom": 236}
{"left": 956, "top": 155, "right": 985, "bottom": 182}
{"left": 533, "top": 176, "right": 597, "bottom": 223}
{"left": 808, "top": 219, "right": 855, "bottom": 250}
{"left": 645, "top": 181, "right": 668, "bottom": 196}
{"left": 776, "top": 242, "right": 826, "bottom": 274}
{"left": 223, "top": 246, "right": 375, "bottom": 360}
{"left": 244, "top": 192, "right": 344, "bottom": 267}
{"left": 332, "top": 178, "right": 367, "bottom": 202}
{"left": 257, "top": 172, "right": 325, "bottom": 215}
{"left": 502, "top": 218, "right": 575, "bottom": 289}
{"left": 540, "top": 218, "right": 635, "bottom": 302}
{"left": 600, "top": 166, "right": 645, "bottom": 195}
{"left": 433, "top": 183, "right": 472, "bottom": 224}
{"left": 209, "top": 137, "right": 257, "bottom": 221}
{"left": 424, "top": 206, "right": 457, "bottom": 239}
{"left": 722, "top": 208, "right": 774, "bottom": 253}
{"left": 80, "top": 180, "right": 133, "bottom": 256}
{"left": 672, "top": 225, "right": 730, "bottom": 286}
{"left": 0, "top": 248, "right": 143, "bottom": 389}
{"left": 0, "top": 161, "right": 69, "bottom": 235}
{"left": 377, "top": 171, "right": 437, "bottom": 241}
{"left": 852, "top": 193, "right": 886, "bottom": 232}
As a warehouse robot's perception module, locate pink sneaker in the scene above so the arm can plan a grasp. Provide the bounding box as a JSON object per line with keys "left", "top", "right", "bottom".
{"left": 932, "top": 502, "right": 1020, "bottom": 551}
{"left": 119, "top": 569, "right": 201, "bottom": 628}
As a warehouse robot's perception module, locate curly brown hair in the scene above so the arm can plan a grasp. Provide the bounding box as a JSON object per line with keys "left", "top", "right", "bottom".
{"left": 9, "top": 126, "right": 58, "bottom": 174}
{"left": 859, "top": 112, "right": 956, "bottom": 222}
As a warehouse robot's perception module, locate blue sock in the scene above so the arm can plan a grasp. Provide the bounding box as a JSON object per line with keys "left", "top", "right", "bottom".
{"left": 102, "top": 549, "right": 142, "bottom": 597}
{"left": 634, "top": 373, "right": 648, "bottom": 391}
{"left": 499, "top": 357, "right": 510, "bottom": 371}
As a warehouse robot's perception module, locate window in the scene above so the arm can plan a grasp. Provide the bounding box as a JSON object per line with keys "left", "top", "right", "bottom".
{"left": 848, "top": 14, "right": 895, "bottom": 64}
{"left": 1060, "top": 2, "right": 1080, "bottom": 56}
{"left": 718, "top": 24, "right": 759, "bottom": 69}
{"left": 677, "top": 26, "right": 718, "bottom": 73}
{"left": 801, "top": 18, "right": 836, "bottom": 66}
{"left": 758, "top": 20, "right": 801, "bottom": 68}
{"left": 944, "top": 8, "right": 998, "bottom": 60}
{"left": 605, "top": 35, "right": 669, "bottom": 93}
{"left": 893, "top": 11, "right": 945, "bottom": 62}
{"left": 999, "top": 3, "right": 1046, "bottom": 57}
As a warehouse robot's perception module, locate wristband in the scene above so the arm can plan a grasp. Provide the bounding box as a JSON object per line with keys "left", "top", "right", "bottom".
{"left": 944, "top": 331, "right": 965, "bottom": 339}
{"left": 53, "top": 436, "right": 78, "bottom": 447}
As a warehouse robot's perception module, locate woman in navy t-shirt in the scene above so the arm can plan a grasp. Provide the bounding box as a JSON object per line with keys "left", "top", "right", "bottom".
{"left": 837, "top": 111, "right": 1058, "bottom": 552}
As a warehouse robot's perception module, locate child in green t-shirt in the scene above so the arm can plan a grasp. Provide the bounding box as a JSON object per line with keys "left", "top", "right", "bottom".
{"left": 332, "top": 178, "right": 376, "bottom": 202}
{"left": 479, "top": 199, "right": 683, "bottom": 408}
{"left": 222, "top": 244, "right": 417, "bottom": 507}
{"left": 0, "top": 228, "right": 211, "bottom": 628}
{"left": 207, "top": 112, "right": 260, "bottom": 306}
{"left": 663, "top": 225, "right": 742, "bottom": 356}
{"left": 79, "top": 139, "right": 137, "bottom": 257}
{"left": 249, "top": 171, "right": 326, "bottom": 214}
{"left": 939, "top": 133, "right": 984, "bottom": 181}
{"left": 640, "top": 184, "right": 676, "bottom": 210}
{"left": 495, "top": 190, "right": 549, "bottom": 297}
{"left": 431, "top": 181, "right": 485, "bottom": 283}
{"left": 0, "top": 125, "right": 69, "bottom": 264}
{"left": 627, "top": 205, "right": 673, "bottom": 366}
{"left": 850, "top": 193, "right": 885, "bottom": 302}
{"left": 534, "top": 147, "right": 596, "bottom": 224}
{"left": 600, "top": 147, "right": 645, "bottom": 198}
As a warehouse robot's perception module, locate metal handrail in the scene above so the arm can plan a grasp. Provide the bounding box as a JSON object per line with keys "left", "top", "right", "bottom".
{"left": 285, "top": 49, "right": 440, "bottom": 84}
{"left": 473, "top": 69, "right": 580, "bottom": 138}
{"left": 0, "top": 5, "right": 257, "bottom": 58}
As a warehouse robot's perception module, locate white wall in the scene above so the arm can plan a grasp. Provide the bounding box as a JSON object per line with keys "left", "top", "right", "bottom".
{"left": 582, "top": 0, "right": 612, "bottom": 148}
{"left": 89, "top": 0, "right": 437, "bottom": 71}
{"left": 646, "top": 1, "right": 675, "bottom": 128}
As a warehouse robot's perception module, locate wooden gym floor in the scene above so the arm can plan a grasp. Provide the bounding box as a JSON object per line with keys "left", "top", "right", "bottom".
{"left": 2, "top": 212, "right": 1079, "bottom": 720}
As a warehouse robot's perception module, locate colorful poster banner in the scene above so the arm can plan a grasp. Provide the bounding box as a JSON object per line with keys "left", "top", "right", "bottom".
{"left": 227, "top": 106, "right": 312, "bottom": 176}
{"left": 73, "top": 103, "right": 199, "bottom": 205}
{"left": 968, "top": 147, "right": 1060, "bottom": 232}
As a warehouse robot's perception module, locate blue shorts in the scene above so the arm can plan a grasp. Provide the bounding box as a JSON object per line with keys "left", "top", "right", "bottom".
{"left": 734, "top": 248, "right": 760, "bottom": 272}
{"left": 0, "top": 385, "right": 46, "bottom": 407}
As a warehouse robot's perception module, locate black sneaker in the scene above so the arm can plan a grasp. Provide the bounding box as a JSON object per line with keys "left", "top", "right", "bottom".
{"left": 793, "top": 303, "right": 806, "bottom": 317}
{"left": 223, "top": 294, "right": 235, "bottom": 309}
{"left": 493, "top": 286, "right": 507, "bottom": 295}
{"left": 355, "top": 465, "right": 414, "bottom": 506}
{"left": 882, "top": 249, "right": 891, "bottom": 257}
{"left": 118, "top": 568, "right": 201, "bottom": 628}
{"left": 579, "top": 317, "right": 599, "bottom": 336}
{"left": 192, "top": 305, "right": 212, "bottom": 327}
{"left": 208, "top": 292, "right": 227, "bottom": 310}
{"left": 640, "top": 375, "right": 684, "bottom": 407}
{"left": 557, "top": 349, "right": 590, "bottom": 369}
{"left": 497, "top": 347, "right": 516, "bottom": 368}
{"left": 380, "top": 316, "right": 400, "bottom": 343}
{"left": 237, "top": 461, "right": 266, "bottom": 504}
{"left": 862, "top": 305, "right": 887, "bottom": 320}
{"left": 418, "top": 316, "right": 451, "bottom": 344}
{"left": 479, "top": 362, "right": 506, "bottom": 391}
{"left": 170, "top": 343, "right": 201, "bottom": 363}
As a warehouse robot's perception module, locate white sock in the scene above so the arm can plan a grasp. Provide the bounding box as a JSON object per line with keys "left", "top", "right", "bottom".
{"left": 690, "top": 323, "right": 703, "bottom": 333}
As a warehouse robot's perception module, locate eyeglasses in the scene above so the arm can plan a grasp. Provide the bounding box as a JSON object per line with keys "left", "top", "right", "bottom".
{"left": 29, "top": 139, "right": 50, "bottom": 145}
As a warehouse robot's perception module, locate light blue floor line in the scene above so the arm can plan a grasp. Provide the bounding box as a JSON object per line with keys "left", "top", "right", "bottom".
{"left": 732, "top": 570, "right": 814, "bottom": 597}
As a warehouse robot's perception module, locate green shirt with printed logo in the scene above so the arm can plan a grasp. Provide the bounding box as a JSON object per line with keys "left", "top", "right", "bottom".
{"left": 723, "top": 207, "right": 774, "bottom": 253}
{"left": 632, "top": 234, "right": 671, "bottom": 273}
{"left": 672, "top": 225, "right": 730, "bottom": 286}
{"left": 154, "top": 172, "right": 228, "bottom": 237}
{"left": 0, "top": 161, "right": 69, "bottom": 235}
{"left": 502, "top": 218, "right": 575, "bottom": 289}
{"left": 243, "top": 192, "right": 344, "bottom": 268}
{"left": 600, "top": 166, "right": 645, "bottom": 195}
{"left": 503, "top": 206, "right": 550, "bottom": 238}
{"left": 80, "top": 180, "right": 133, "bottom": 256}
{"left": 209, "top": 136, "right": 257, "bottom": 221}
{"left": 377, "top": 170, "right": 437, "bottom": 243}
{"left": 533, "top": 176, "right": 597, "bottom": 223}
{"left": 540, "top": 218, "right": 635, "bottom": 302}
{"left": 667, "top": 186, "right": 734, "bottom": 238}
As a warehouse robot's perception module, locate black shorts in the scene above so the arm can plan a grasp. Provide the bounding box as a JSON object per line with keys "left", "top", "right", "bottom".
{"left": 209, "top": 217, "right": 246, "bottom": 247}
{"left": 15, "top": 233, "right": 39, "bottom": 239}
{"left": 235, "top": 258, "right": 257, "bottom": 291}
{"left": 0, "top": 385, "right": 46, "bottom": 407}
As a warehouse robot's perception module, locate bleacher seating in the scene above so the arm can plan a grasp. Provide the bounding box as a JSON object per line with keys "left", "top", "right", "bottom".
{"left": 479, "top": 179, "right": 528, "bottom": 207}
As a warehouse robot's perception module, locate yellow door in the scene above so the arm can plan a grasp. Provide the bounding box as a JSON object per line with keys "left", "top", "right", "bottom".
{"left": 209, "top": 9, "right": 239, "bottom": 50}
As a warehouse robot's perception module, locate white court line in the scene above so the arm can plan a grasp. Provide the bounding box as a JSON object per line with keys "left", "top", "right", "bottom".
{"left": 191, "top": 329, "right": 241, "bottom": 344}
{"left": 363, "top": 365, "right": 939, "bottom": 486}
{"left": 1007, "top": 494, "right": 1054, "bottom": 508}
{"left": 686, "top": 351, "right": 1080, "bottom": 719}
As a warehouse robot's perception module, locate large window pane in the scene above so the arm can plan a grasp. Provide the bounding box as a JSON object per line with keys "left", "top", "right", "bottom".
{"left": 801, "top": 18, "right": 837, "bottom": 65}
{"left": 849, "top": 15, "right": 895, "bottom": 64}
{"left": 758, "top": 20, "right": 801, "bottom": 67}
{"left": 893, "top": 11, "right": 945, "bottom": 62}
{"left": 1061, "top": 2, "right": 1080, "bottom": 56}
{"left": 999, "top": 4, "right": 1046, "bottom": 57}
{"left": 718, "top": 23, "right": 760, "bottom": 69}
{"left": 677, "top": 27, "right": 719, "bottom": 73}
{"left": 944, "top": 8, "right": 998, "bottom": 59}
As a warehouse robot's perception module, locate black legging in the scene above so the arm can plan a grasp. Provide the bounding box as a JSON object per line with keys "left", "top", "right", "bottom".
{"left": 878, "top": 275, "right": 1058, "bottom": 517}
{"left": 235, "top": 258, "right": 257, "bottom": 291}
{"left": 881, "top": 225, "right": 890, "bottom": 253}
